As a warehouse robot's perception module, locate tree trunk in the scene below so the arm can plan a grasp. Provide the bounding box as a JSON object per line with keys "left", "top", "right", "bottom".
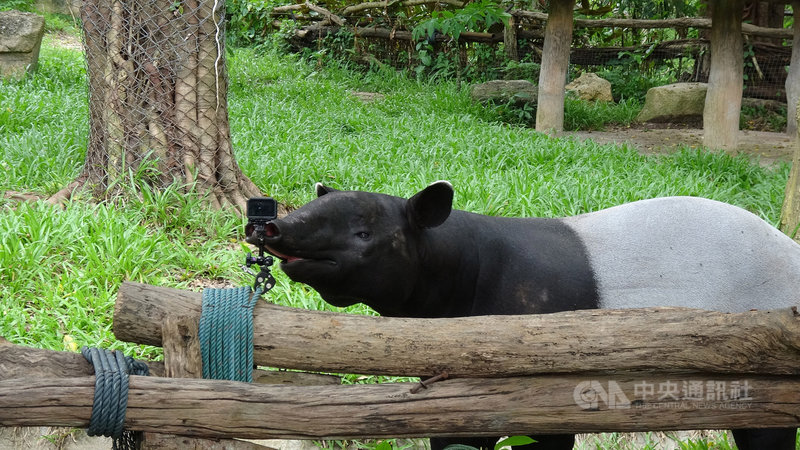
{"left": 50, "top": 0, "right": 261, "bottom": 210}
{"left": 781, "top": 98, "right": 800, "bottom": 242}
{"left": 535, "top": 0, "right": 575, "bottom": 134}
{"left": 787, "top": 2, "right": 800, "bottom": 137}
{"left": 114, "top": 282, "right": 800, "bottom": 377}
{"left": 2, "top": 371, "right": 800, "bottom": 439}
{"left": 702, "top": 0, "right": 744, "bottom": 151}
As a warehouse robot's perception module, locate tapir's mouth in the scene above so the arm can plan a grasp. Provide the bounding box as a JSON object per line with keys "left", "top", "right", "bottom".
{"left": 264, "top": 245, "right": 336, "bottom": 267}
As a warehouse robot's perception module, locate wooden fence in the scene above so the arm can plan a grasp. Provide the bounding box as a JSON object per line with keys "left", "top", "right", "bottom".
{"left": 1, "top": 281, "right": 800, "bottom": 445}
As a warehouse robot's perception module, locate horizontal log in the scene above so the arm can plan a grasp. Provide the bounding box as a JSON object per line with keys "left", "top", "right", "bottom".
{"left": 1, "top": 373, "right": 799, "bottom": 439}
{"left": 114, "top": 282, "right": 800, "bottom": 377}
{"left": 0, "top": 339, "right": 338, "bottom": 386}
{"left": 341, "top": 0, "right": 464, "bottom": 16}
{"left": 512, "top": 11, "right": 792, "bottom": 39}
{"left": 0, "top": 338, "right": 165, "bottom": 378}
{"left": 291, "top": 25, "right": 541, "bottom": 44}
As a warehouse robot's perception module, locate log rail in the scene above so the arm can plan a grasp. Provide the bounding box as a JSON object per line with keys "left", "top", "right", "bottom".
{"left": 115, "top": 282, "right": 800, "bottom": 377}
{"left": 2, "top": 282, "right": 800, "bottom": 440}
{"left": 1, "top": 370, "right": 800, "bottom": 439}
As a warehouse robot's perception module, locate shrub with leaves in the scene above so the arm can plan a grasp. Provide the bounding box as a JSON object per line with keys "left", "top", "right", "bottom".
{"left": 411, "top": 0, "right": 510, "bottom": 41}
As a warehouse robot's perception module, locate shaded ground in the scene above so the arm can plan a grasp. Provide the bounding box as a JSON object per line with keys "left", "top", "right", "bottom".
{"left": 565, "top": 123, "right": 796, "bottom": 166}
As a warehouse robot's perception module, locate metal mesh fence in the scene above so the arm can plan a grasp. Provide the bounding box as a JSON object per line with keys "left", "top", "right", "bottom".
{"left": 77, "top": 0, "right": 258, "bottom": 208}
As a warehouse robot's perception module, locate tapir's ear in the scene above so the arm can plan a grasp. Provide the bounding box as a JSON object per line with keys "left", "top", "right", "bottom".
{"left": 315, "top": 183, "right": 338, "bottom": 197}
{"left": 406, "top": 181, "right": 454, "bottom": 229}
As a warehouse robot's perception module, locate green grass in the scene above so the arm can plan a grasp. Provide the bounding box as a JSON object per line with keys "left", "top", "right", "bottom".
{"left": 0, "top": 43, "right": 87, "bottom": 194}
{"left": 0, "top": 36, "right": 796, "bottom": 448}
{"left": 564, "top": 95, "right": 642, "bottom": 131}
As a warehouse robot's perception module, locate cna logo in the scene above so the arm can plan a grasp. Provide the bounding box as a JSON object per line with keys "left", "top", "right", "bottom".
{"left": 573, "top": 380, "right": 632, "bottom": 410}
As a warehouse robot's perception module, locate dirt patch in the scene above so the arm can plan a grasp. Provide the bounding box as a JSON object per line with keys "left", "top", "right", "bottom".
{"left": 45, "top": 31, "right": 82, "bottom": 51}
{"left": 563, "top": 123, "right": 796, "bottom": 166}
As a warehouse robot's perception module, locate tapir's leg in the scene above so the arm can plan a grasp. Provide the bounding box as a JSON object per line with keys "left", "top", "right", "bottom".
{"left": 731, "top": 428, "right": 797, "bottom": 450}
{"left": 429, "top": 434, "right": 574, "bottom": 450}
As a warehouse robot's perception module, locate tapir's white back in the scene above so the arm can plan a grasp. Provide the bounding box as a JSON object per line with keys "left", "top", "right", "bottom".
{"left": 564, "top": 196, "right": 800, "bottom": 312}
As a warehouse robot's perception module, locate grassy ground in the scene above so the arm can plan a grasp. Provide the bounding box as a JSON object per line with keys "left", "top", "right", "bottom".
{"left": 0, "top": 37, "right": 796, "bottom": 448}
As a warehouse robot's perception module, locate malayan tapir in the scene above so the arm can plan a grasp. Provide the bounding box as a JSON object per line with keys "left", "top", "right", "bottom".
{"left": 258, "top": 181, "right": 800, "bottom": 450}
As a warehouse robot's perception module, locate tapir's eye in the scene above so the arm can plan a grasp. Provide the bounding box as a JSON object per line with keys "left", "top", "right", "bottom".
{"left": 355, "top": 231, "right": 371, "bottom": 240}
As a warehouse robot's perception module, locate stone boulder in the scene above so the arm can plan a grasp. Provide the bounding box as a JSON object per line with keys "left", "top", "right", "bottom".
{"left": 637, "top": 82, "right": 708, "bottom": 123}
{"left": 565, "top": 72, "right": 613, "bottom": 102}
{"left": 470, "top": 79, "right": 537, "bottom": 109}
{"left": 0, "top": 10, "right": 46, "bottom": 80}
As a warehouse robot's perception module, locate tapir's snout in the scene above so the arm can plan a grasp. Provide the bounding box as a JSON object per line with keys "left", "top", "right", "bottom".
{"left": 257, "top": 217, "right": 316, "bottom": 264}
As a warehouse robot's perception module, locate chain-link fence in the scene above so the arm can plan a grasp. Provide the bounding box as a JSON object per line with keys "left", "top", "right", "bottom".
{"left": 75, "top": 0, "right": 259, "bottom": 209}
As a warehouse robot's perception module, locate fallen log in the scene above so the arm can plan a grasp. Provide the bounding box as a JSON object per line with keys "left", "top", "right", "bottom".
{"left": 1, "top": 373, "right": 799, "bottom": 439}
{"left": 114, "top": 282, "right": 800, "bottom": 377}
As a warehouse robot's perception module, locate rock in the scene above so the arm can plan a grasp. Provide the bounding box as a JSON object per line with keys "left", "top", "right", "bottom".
{"left": 566, "top": 72, "right": 613, "bottom": 102}
{"left": 637, "top": 82, "right": 708, "bottom": 123}
{"left": 0, "top": 10, "right": 45, "bottom": 80}
{"left": 470, "top": 79, "right": 537, "bottom": 108}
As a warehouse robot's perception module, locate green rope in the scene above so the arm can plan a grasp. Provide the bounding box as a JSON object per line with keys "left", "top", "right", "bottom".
{"left": 199, "top": 286, "right": 263, "bottom": 382}
{"left": 81, "top": 346, "right": 149, "bottom": 450}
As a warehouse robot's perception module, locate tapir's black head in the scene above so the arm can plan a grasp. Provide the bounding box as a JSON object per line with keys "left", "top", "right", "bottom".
{"left": 261, "top": 181, "right": 454, "bottom": 314}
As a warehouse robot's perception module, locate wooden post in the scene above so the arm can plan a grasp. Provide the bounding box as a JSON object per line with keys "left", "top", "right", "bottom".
{"left": 702, "top": 0, "right": 744, "bottom": 150}
{"left": 2, "top": 371, "right": 800, "bottom": 439}
{"left": 114, "top": 282, "right": 800, "bottom": 377}
{"left": 535, "top": 0, "right": 575, "bottom": 134}
{"left": 162, "top": 315, "right": 204, "bottom": 379}
{"left": 139, "top": 318, "right": 275, "bottom": 450}
{"left": 786, "top": 1, "right": 800, "bottom": 137}
{"left": 781, "top": 98, "right": 800, "bottom": 243}
{"left": 503, "top": 14, "right": 519, "bottom": 62}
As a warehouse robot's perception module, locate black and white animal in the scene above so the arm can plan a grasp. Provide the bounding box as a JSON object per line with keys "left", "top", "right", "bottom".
{"left": 260, "top": 181, "right": 800, "bottom": 450}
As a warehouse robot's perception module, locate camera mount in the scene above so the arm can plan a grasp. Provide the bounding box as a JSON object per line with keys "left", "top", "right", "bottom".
{"left": 244, "top": 197, "right": 279, "bottom": 294}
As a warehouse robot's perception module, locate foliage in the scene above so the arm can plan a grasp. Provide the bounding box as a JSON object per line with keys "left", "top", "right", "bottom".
{"left": 0, "top": 0, "right": 34, "bottom": 11}
{"left": 591, "top": 63, "right": 674, "bottom": 103}
{"left": 441, "top": 435, "right": 536, "bottom": 450}
{"left": 411, "top": 0, "right": 510, "bottom": 42}
{"left": 41, "top": 12, "right": 82, "bottom": 34}
{"left": 501, "top": 60, "right": 540, "bottom": 81}
{"left": 613, "top": 0, "right": 701, "bottom": 19}
{"left": 226, "top": 0, "right": 285, "bottom": 47}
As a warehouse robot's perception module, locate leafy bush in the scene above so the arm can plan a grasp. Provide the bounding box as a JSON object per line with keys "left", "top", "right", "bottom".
{"left": 0, "top": 0, "right": 34, "bottom": 11}
{"left": 411, "top": 0, "right": 509, "bottom": 41}
{"left": 501, "top": 61, "right": 540, "bottom": 81}
{"left": 226, "top": 0, "right": 280, "bottom": 46}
